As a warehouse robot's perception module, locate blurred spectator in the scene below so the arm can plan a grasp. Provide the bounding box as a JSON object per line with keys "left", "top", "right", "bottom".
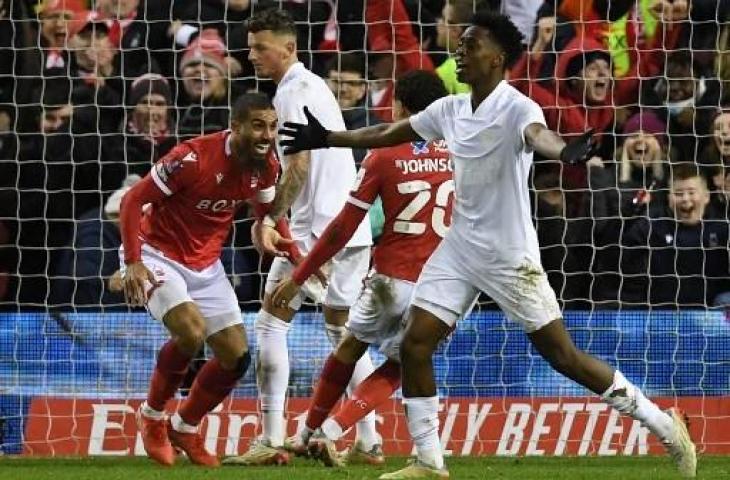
{"left": 511, "top": 34, "right": 613, "bottom": 136}
{"left": 618, "top": 163, "right": 730, "bottom": 308}
{"left": 702, "top": 109, "right": 730, "bottom": 169}
{"left": 500, "top": 0, "right": 543, "bottom": 46}
{"left": 511, "top": 34, "right": 613, "bottom": 189}
{"left": 51, "top": 174, "right": 140, "bottom": 310}
{"left": 366, "top": 0, "right": 434, "bottom": 121}
{"left": 104, "top": 73, "right": 176, "bottom": 192}
{"left": 68, "top": 20, "right": 124, "bottom": 133}
{"left": 92, "top": 0, "right": 172, "bottom": 82}
{"left": 707, "top": 162, "right": 730, "bottom": 219}
{"left": 35, "top": 0, "right": 88, "bottom": 77}
{"left": 324, "top": 53, "right": 381, "bottom": 165}
{"left": 589, "top": 111, "right": 669, "bottom": 305}
{"left": 12, "top": 79, "right": 77, "bottom": 305}
{"left": 174, "top": 0, "right": 330, "bottom": 87}
{"left": 435, "top": 0, "right": 479, "bottom": 94}
{"left": 177, "top": 28, "right": 240, "bottom": 137}
{"left": 532, "top": 171, "right": 592, "bottom": 308}
{"left": 648, "top": 50, "right": 720, "bottom": 165}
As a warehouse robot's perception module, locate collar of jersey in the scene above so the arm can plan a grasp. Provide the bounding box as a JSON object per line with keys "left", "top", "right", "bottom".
{"left": 224, "top": 129, "right": 232, "bottom": 157}
{"left": 278, "top": 62, "right": 306, "bottom": 88}
{"left": 466, "top": 80, "right": 507, "bottom": 117}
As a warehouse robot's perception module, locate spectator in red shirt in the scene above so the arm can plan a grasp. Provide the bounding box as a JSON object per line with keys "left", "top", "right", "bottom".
{"left": 365, "top": 0, "right": 434, "bottom": 122}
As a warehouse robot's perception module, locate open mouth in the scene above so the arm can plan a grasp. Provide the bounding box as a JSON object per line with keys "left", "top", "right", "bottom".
{"left": 254, "top": 143, "right": 270, "bottom": 155}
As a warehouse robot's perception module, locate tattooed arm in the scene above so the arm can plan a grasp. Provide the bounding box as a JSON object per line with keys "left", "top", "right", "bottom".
{"left": 269, "top": 150, "right": 310, "bottom": 221}
{"left": 256, "top": 150, "right": 310, "bottom": 256}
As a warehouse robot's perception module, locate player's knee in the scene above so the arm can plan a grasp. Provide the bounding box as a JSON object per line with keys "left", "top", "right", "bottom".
{"left": 219, "top": 350, "right": 251, "bottom": 378}
{"left": 336, "top": 334, "right": 368, "bottom": 363}
{"left": 400, "top": 332, "right": 433, "bottom": 364}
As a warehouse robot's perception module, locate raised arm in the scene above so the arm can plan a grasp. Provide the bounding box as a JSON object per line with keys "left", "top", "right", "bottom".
{"left": 524, "top": 123, "right": 598, "bottom": 165}
{"left": 278, "top": 107, "right": 420, "bottom": 154}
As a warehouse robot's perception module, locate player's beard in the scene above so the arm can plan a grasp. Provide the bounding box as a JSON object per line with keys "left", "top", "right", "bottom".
{"left": 232, "top": 137, "right": 269, "bottom": 173}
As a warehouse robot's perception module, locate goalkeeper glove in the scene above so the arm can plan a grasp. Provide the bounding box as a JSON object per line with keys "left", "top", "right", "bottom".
{"left": 560, "top": 129, "right": 598, "bottom": 165}
{"left": 278, "top": 106, "right": 331, "bottom": 155}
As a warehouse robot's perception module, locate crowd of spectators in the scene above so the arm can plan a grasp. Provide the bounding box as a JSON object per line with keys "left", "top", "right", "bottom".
{"left": 1, "top": 0, "right": 729, "bottom": 311}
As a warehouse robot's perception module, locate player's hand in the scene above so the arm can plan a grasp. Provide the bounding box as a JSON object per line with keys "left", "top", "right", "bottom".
{"left": 107, "top": 270, "right": 123, "bottom": 293}
{"left": 122, "top": 262, "right": 161, "bottom": 307}
{"left": 278, "top": 106, "right": 331, "bottom": 155}
{"left": 260, "top": 224, "right": 295, "bottom": 257}
{"left": 271, "top": 277, "right": 302, "bottom": 309}
{"left": 560, "top": 129, "right": 598, "bottom": 165}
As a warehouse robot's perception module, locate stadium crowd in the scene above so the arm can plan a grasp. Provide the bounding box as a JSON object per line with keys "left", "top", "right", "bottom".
{"left": 1, "top": 0, "right": 729, "bottom": 311}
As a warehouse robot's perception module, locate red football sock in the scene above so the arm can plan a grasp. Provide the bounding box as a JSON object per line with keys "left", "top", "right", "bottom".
{"left": 332, "top": 359, "right": 401, "bottom": 431}
{"left": 178, "top": 357, "right": 241, "bottom": 426}
{"left": 147, "top": 340, "right": 193, "bottom": 412}
{"left": 305, "top": 354, "right": 356, "bottom": 430}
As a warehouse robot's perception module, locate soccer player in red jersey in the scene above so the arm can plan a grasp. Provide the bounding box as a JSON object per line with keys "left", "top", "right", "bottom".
{"left": 271, "top": 71, "right": 452, "bottom": 467}
{"left": 118, "top": 93, "right": 297, "bottom": 467}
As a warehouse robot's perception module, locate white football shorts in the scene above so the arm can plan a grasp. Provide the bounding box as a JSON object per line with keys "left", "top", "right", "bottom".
{"left": 119, "top": 243, "right": 242, "bottom": 338}
{"left": 411, "top": 236, "right": 561, "bottom": 332}
{"left": 264, "top": 236, "right": 370, "bottom": 310}
{"left": 346, "top": 270, "right": 415, "bottom": 360}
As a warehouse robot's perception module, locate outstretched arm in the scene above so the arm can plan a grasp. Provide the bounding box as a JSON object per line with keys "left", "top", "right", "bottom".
{"left": 524, "top": 123, "right": 597, "bottom": 165}
{"left": 278, "top": 106, "right": 420, "bottom": 154}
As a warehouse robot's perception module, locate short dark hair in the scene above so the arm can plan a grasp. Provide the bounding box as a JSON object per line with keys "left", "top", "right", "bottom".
{"left": 232, "top": 92, "right": 274, "bottom": 122}
{"left": 246, "top": 8, "right": 297, "bottom": 37}
{"left": 671, "top": 162, "right": 704, "bottom": 184}
{"left": 325, "top": 53, "right": 366, "bottom": 78}
{"left": 470, "top": 9, "right": 524, "bottom": 68}
{"left": 394, "top": 70, "right": 448, "bottom": 114}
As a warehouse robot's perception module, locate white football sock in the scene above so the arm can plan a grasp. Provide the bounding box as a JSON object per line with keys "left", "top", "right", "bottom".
{"left": 171, "top": 412, "right": 197, "bottom": 434}
{"left": 321, "top": 417, "right": 345, "bottom": 441}
{"left": 140, "top": 401, "right": 164, "bottom": 421}
{"left": 255, "top": 310, "right": 291, "bottom": 447}
{"left": 325, "top": 323, "right": 379, "bottom": 450}
{"left": 601, "top": 370, "right": 674, "bottom": 443}
{"left": 404, "top": 396, "right": 444, "bottom": 469}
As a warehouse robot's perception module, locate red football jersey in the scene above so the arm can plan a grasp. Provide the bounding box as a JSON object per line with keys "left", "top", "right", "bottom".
{"left": 141, "top": 131, "right": 278, "bottom": 270}
{"left": 349, "top": 140, "right": 453, "bottom": 282}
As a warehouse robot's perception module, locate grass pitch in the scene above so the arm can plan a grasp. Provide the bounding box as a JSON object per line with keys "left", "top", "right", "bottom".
{"left": 0, "top": 456, "right": 729, "bottom": 480}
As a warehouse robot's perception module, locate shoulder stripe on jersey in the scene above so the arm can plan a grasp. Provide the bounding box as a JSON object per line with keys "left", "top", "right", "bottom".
{"left": 347, "top": 196, "right": 371, "bottom": 211}
{"left": 256, "top": 186, "right": 276, "bottom": 204}
{"left": 151, "top": 165, "right": 173, "bottom": 196}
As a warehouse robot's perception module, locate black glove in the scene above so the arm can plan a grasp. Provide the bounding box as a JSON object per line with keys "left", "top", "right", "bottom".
{"left": 560, "top": 129, "right": 597, "bottom": 165}
{"left": 278, "top": 106, "right": 331, "bottom": 155}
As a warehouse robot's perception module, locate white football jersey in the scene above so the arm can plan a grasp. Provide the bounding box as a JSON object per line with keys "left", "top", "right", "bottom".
{"left": 274, "top": 62, "right": 372, "bottom": 247}
{"left": 409, "top": 80, "right": 545, "bottom": 267}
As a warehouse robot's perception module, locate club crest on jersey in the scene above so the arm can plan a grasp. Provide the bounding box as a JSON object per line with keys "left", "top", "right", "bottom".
{"left": 216, "top": 172, "right": 224, "bottom": 184}
{"left": 411, "top": 141, "right": 430, "bottom": 155}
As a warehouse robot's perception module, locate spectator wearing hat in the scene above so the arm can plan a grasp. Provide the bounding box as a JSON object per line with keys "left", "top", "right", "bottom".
{"left": 92, "top": 0, "right": 172, "bottom": 81}
{"left": 68, "top": 19, "right": 124, "bottom": 134}
{"left": 177, "top": 28, "right": 241, "bottom": 137}
{"left": 51, "top": 175, "right": 141, "bottom": 310}
{"left": 105, "top": 73, "right": 176, "bottom": 188}
{"left": 35, "top": 0, "right": 88, "bottom": 77}
{"left": 587, "top": 111, "right": 670, "bottom": 306}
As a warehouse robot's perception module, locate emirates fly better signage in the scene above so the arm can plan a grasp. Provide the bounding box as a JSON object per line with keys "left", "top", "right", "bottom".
{"left": 22, "top": 397, "right": 730, "bottom": 456}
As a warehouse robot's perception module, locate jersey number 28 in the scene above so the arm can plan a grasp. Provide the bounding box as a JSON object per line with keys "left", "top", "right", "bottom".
{"left": 394, "top": 180, "right": 454, "bottom": 238}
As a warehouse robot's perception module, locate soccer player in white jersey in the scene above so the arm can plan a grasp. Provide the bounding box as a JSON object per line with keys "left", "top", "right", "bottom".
{"left": 278, "top": 10, "right": 697, "bottom": 480}
{"left": 223, "top": 9, "right": 378, "bottom": 466}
